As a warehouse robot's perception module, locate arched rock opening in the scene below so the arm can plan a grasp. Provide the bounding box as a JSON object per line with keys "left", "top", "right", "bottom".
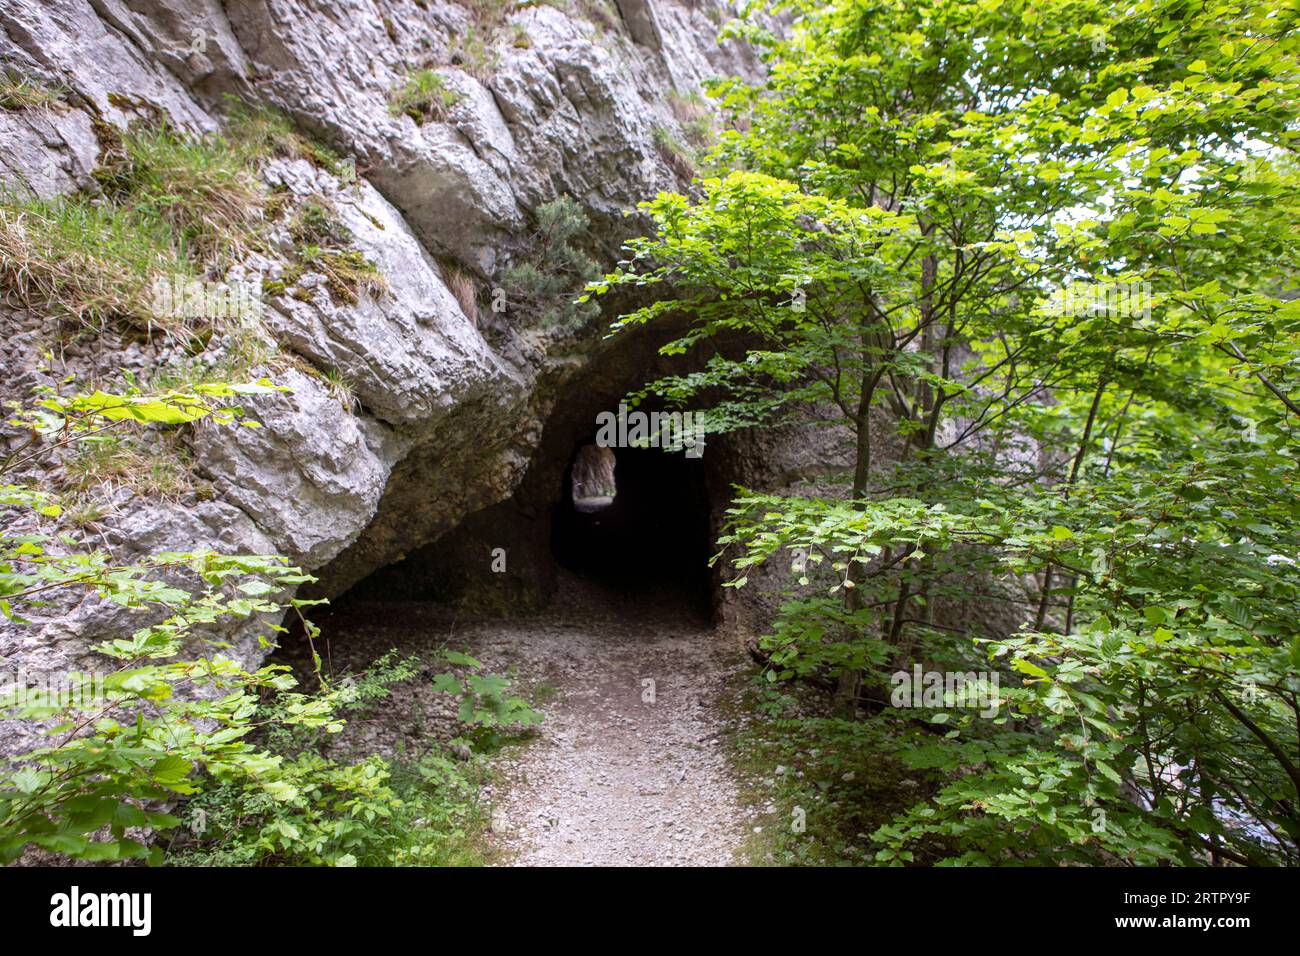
{"left": 308, "top": 319, "right": 751, "bottom": 621}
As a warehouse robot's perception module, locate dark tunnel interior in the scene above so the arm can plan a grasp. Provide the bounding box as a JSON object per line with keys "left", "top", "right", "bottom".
{"left": 550, "top": 438, "right": 713, "bottom": 612}
{"left": 323, "top": 426, "right": 718, "bottom": 618}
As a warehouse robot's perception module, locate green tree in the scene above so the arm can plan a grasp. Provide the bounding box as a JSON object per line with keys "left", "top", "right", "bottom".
{"left": 595, "top": 0, "right": 1300, "bottom": 864}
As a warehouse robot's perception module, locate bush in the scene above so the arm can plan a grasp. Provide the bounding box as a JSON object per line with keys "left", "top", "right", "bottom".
{"left": 0, "top": 382, "right": 330, "bottom": 865}
{"left": 388, "top": 70, "right": 462, "bottom": 125}
{"left": 168, "top": 653, "right": 495, "bottom": 867}
{"left": 502, "top": 196, "right": 600, "bottom": 332}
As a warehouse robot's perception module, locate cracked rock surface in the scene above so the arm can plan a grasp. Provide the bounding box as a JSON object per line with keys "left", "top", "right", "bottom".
{"left": 0, "top": 0, "right": 766, "bottom": 703}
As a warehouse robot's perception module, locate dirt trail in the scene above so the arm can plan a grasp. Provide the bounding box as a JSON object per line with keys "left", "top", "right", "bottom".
{"left": 299, "top": 574, "right": 754, "bottom": 866}
{"left": 474, "top": 578, "right": 751, "bottom": 866}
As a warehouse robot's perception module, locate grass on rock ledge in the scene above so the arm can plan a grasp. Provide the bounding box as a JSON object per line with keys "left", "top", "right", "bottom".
{"left": 388, "top": 69, "right": 463, "bottom": 125}
{"left": 0, "top": 104, "right": 386, "bottom": 509}
{"left": 0, "top": 69, "right": 64, "bottom": 111}
{"left": 0, "top": 104, "right": 379, "bottom": 344}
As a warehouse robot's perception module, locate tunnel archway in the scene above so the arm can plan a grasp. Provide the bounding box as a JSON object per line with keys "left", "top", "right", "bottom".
{"left": 333, "top": 421, "right": 716, "bottom": 616}
{"left": 317, "top": 312, "right": 744, "bottom": 619}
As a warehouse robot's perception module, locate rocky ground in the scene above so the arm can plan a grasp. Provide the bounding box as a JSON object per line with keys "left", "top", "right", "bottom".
{"left": 289, "top": 571, "right": 756, "bottom": 866}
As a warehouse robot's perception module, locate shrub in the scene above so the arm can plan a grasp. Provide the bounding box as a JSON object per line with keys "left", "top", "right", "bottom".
{"left": 0, "top": 382, "right": 330, "bottom": 866}
{"left": 388, "top": 69, "right": 462, "bottom": 125}
{"left": 502, "top": 196, "right": 600, "bottom": 332}
{"left": 168, "top": 648, "right": 541, "bottom": 866}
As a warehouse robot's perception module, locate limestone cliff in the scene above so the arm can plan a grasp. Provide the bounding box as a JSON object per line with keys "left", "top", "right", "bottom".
{"left": 0, "top": 0, "right": 763, "bottom": 689}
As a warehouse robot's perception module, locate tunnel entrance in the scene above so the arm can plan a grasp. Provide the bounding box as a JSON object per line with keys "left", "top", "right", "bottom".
{"left": 326, "top": 426, "right": 716, "bottom": 619}
{"left": 551, "top": 438, "right": 712, "bottom": 611}
{"left": 300, "top": 312, "right": 749, "bottom": 621}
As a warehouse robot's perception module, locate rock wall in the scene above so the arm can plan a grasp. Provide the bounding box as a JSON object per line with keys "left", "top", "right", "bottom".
{"left": 0, "top": 0, "right": 765, "bottom": 683}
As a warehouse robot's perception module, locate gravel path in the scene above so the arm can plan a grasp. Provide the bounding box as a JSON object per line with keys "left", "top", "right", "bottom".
{"left": 477, "top": 592, "right": 750, "bottom": 866}
{"left": 292, "top": 574, "right": 754, "bottom": 866}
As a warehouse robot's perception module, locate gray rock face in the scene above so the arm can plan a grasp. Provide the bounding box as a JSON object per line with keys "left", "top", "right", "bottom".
{"left": 615, "top": 0, "right": 667, "bottom": 51}
{"left": 0, "top": 0, "right": 767, "bottom": 690}
{"left": 256, "top": 159, "right": 519, "bottom": 428}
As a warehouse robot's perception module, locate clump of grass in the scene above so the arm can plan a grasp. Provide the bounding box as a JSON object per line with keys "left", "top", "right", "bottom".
{"left": 274, "top": 349, "right": 359, "bottom": 408}
{"left": 223, "top": 101, "right": 354, "bottom": 180}
{"left": 112, "top": 126, "right": 266, "bottom": 267}
{"left": 445, "top": 0, "right": 560, "bottom": 70}
{"left": 389, "top": 69, "right": 462, "bottom": 125}
{"left": 653, "top": 125, "right": 697, "bottom": 181}
{"left": 261, "top": 264, "right": 304, "bottom": 300}
{"left": 2, "top": 120, "right": 273, "bottom": 336}
{"left": 0, "top": 70, "right": 62, "bottom": 110}
{"left": 319, "top": 366, "right": 359, "bottom": 410}
{"left": 299, "top": 247, "right": 387, "bottom": 306}
{"left": 217, "top": 110, "right": 384, "bottom": 307}
{"left": 668, "top": 90, "right": 715, "bottom": 152}
{"left": 575, "top": 0, "right": 620, "bottom": 34}
{"left": 1, "top": 103, "right": 383, "bottom": 370}
{"left": 442, "top": 262, "right": 479, "bottom": 325}
{"left": 450, "top": 30, "right": 500, "bottom": 81}
{"left": 63, "top": 430, "right": 194, "bottom": 501}
{"left": 64, "top": 499, "right": 110, "bottom": 528}
{"left": 145, "top": 325, "right": 276, "bottom": 394}
{"left": 261, "top": 194, "right": 387, "bottom": 306}
{"left": 0, "top": 194, "right": 191, "bottom": 332}
{"left": 526, "top": 0, "right": 615, "bottom": 32}
{"left": 288, "top": 194, "right": 348, "bottom": 248}
{"left": 463, "top": 0, "right": 517, "bottom": 34}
